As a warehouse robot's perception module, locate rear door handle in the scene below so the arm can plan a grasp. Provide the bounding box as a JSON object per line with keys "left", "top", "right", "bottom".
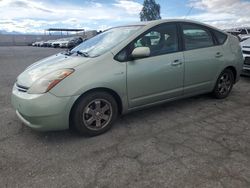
{"left": 171, "top": 59, "right": 182, "bottom": 66}
{"left": 215, "top": 52, "right": 223, "bottom": 58}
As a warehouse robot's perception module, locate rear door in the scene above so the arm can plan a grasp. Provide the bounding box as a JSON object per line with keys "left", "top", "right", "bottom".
{"left": 180, "top": 23, "right": 224, "bottom": 95}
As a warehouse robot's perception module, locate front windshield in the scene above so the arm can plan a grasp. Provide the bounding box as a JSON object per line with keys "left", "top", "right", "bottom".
{"left": 71, "top": 26, "right": 143, "bottom": 57}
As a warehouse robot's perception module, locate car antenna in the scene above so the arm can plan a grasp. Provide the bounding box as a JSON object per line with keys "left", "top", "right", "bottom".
{"left": 184, "top": 6, "right": 194, "bottom": 19}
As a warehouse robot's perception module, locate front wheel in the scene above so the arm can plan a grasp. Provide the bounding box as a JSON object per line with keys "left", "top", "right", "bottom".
{"left": 212, "top": 69, "right": 234, "bottom": 99}
{"left": 71, "top": 91, "right": 118, "bottom": 136}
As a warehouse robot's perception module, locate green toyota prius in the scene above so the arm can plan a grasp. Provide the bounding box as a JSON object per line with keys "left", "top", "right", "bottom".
{"left": 12, "top": 19, "right": 243, "bottom": 136}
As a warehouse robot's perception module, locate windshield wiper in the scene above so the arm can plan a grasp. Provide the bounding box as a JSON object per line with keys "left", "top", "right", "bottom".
{"left": 76, "top": 51, "right": 89, "bottom": 57}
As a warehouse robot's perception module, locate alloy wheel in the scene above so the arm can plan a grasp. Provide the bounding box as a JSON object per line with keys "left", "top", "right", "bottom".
{"left": 82, "top": 99, "right": 113, "bottom": 131}
{"left": 217, "top": 72, "right": 233, "bottom": 96}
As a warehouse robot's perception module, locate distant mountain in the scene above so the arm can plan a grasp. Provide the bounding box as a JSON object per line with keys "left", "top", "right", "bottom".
{"left": 0, "top": 30, "right": 22, "bottom": 35}
{"left": 0, "top": 30, "right": 67, "bottom": 35}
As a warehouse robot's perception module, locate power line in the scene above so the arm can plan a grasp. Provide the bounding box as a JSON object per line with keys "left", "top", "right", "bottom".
{"left": 185, "top": 6, "right": 194, "bottom": 19}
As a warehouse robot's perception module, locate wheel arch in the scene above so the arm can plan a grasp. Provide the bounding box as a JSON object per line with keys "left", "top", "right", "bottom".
{"left": 69, "top": 87, "right": 123, "bottom": 129}
{"left": 225, "top": 66, "right": 237, "bottom": 83}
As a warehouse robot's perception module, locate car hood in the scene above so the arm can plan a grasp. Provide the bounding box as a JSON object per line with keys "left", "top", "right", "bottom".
{"left": 17, "top": 53, "right": 89, "bottom": 88}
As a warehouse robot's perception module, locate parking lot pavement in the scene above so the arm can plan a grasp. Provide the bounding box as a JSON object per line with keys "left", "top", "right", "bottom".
{"left": 1, "top": 46, "right": 250, "bottom": 187}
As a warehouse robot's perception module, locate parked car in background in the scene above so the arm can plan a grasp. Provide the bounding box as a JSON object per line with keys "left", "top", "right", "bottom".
{"left": 236, "top": 27, "right": 250, "bottom": 39}
{"left": 225, "top": 29, "right": 240, "bottom": 36}
{"left": 59, "top": 37, "right": 83, "bottom": 48}
{"left": 32, "top": 37, "right": 85, "bottom": 48}
{"left": 32, "top": 41, "right": 39, "bottom": 46}
{"left": 37, "top": 41, "right": 45, "bottom": 47}
{"left": 56, "top": 38, "right": 70, "bottom": 48}
{"left": 34, "top": 41, "right": 43, "bottom": 47}
{"left": 240, "top": 35, "right": 250, "bottom": 42}
{"left": 240, "top": 37, "right": 250, "bottom": 75}
{"left": 43, "top": 40, "right": 55, "bottom": 47}
{"left": 51, "top": 39, "right": 64, "bottom": 48}
{"left": 225, "top": 27, "right": 250, "bottom": 41}
{"left": 12, "top": 19, "right": 243, "bottom": 136}
{"left": 224, "top": 29, "right": 241, "bottom": 40}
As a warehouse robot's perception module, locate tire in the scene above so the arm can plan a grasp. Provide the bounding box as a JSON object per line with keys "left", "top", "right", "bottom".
{"left": 71, "top": 91, "right": 118, "bottom": 136}
{"left": 213, "top": 69, "right": 234, "bottom": 99}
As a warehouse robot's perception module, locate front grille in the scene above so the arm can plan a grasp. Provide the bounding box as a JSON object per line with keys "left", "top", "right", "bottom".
{"left": 245, "top": 57, "right": 250, "bottom": 65}
{"left": 16, "top": 83, "right": 29, "bottom": 92}
{"left": 243, "top": 50, "right": 250, "bottom": 55}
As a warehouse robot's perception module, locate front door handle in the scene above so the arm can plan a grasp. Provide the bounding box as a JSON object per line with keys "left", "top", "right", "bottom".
{"left": 171, "top": 59, "right": 182, "bottom": 66}
{"left": 215, "top": 52, "right": 223, "bottom": 58}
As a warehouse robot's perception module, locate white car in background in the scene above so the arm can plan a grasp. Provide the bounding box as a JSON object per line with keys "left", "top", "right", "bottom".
{"left": 32, "top": 41, "right": 44, "bottom": 47}
{"left": 225, "top": 28, "right": 250, "bottom": 41}
{"left": 234, "top": 27, "right": 250, "bottom": 40}
{"left": 241, "top": 37, "right": 250, "bottom": 75}
{"left": 43, "top": 40, "right": 56, "bottom": 47}
{"left": 240, "top": 35, "right": 250, "bottom": 42}
{"left": 38, "top": 41, "right": 45, "bottom": 47}
{"left": 59, "top": 38, "right": 73, "bottom": 48}
{"left": 32, "top": 41, "right": 39, "bottom": 46}
{"left": 59, "top": 37, "right": 83, "bottom": 48}
{"left": 51, "top": 38, "right": 65, "bottom": 48}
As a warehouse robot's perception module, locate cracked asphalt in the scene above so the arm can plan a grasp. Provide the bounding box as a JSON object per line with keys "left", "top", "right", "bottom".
{"left": 1, "top": 46, "right": 250, "bottom": 188}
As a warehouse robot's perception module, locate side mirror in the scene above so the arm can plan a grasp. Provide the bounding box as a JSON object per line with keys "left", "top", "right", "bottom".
{"left": 131, "top": 47, "right": 150, "bottom": 59}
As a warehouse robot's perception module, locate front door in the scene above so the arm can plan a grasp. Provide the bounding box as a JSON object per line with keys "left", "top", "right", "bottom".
{"left": 126, "top": 23, "right": 184, "bottom": 108}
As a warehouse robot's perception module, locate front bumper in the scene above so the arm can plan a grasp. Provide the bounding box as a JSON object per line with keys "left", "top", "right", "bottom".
{"left": 11, "top": 86, "right": 78, "bottom": 131}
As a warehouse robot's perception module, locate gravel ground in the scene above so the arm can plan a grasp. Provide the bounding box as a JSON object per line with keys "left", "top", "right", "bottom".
{"left": 1, "top": 46, "right": 250, "bottom": 188}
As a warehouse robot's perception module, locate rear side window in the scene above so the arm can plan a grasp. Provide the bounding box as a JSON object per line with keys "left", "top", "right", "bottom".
{"left": 213, "top": 30, "right": 227, "bottom": 45}
{"left": 182, "top": 24, "right": 214, "bottom": 50}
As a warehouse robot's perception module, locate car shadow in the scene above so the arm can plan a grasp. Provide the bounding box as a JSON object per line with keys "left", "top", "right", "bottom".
{"left": 26, "top": 76, "right": 247, "bottom": 143}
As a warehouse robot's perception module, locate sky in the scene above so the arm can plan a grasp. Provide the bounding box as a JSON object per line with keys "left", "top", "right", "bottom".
{"left": 0, "top": 0, "right": 250, "bottom": 34}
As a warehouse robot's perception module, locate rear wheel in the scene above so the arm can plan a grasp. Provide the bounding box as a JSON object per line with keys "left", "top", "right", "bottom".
{"left": 213, "top": 69, "right": 234, "bottom": 99}
{"left": 71, "top": 91, "right": 118, "bottom": 136}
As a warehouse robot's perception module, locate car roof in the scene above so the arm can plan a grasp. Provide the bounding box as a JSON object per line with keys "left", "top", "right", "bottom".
{"left": 120, "top": 19, "right": 205, "bottom": 26}
{"left": 112, "top": 19, "right": 225, "bottom": 33}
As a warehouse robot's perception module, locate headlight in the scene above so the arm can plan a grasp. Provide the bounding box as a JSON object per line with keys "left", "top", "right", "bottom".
{"left": 28, "top": 69, "right": 74, "bottom": 94}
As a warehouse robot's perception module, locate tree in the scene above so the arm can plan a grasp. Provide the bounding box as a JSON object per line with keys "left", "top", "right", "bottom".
{"left": 140, "top": 0, "right": 161, "bottom": 21}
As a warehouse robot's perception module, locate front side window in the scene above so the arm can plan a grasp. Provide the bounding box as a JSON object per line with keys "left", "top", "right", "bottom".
{"left": 71, "top": 26, "right": 143, "bottom": 57}
{"left": 133, "top": 24, "right": 179, "bottom": 56}
{"left": 182, "top": 24, "right": 214, "bottom": 50}
{"left": 115, "top": 24, "right": 179, "bottom": 62}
